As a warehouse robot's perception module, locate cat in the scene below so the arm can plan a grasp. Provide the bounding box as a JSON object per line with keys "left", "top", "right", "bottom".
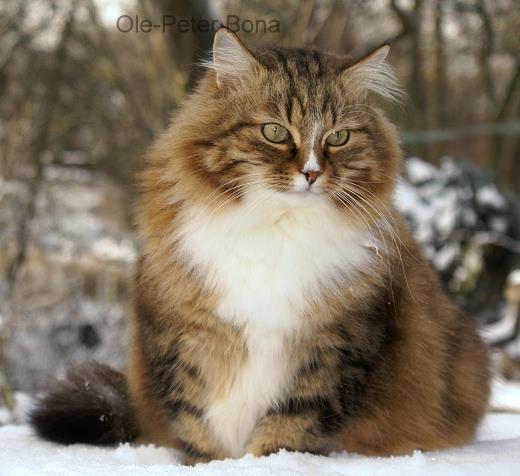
{"left": 31, "top": 27, "right": 490, "bottom": 464}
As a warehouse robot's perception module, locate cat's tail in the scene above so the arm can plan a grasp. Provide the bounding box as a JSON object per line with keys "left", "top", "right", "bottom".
{"left": 30, "top": 361, "right": 139, "bottom": 445}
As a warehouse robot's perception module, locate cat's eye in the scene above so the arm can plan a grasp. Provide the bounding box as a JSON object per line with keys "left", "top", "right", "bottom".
{"left": 325, "top": 130, "right": 349, "bottom": 146}
{"left": 262, "top": 123, "right": 289, "bottom": 143}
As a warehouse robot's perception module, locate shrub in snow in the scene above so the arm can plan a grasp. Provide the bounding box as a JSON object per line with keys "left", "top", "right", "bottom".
{"left": 396, "top": 157, "right": 520, "bottom": 323}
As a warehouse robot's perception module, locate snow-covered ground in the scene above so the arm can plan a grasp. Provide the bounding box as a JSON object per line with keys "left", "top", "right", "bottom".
{"left": 1, "top": 415, "right": 519, "bottom": 475}
{"left": 1, "top": 380, "right": 519, "bottom": 476}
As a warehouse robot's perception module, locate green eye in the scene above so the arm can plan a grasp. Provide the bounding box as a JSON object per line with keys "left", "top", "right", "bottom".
{"left": 326, "top": 130, "right": 349, "bottom": 146}
{"left": 262, "top": 123, "right": 289, "bottom": 143}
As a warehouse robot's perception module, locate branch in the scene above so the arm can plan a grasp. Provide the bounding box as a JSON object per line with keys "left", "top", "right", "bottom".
{"left": 450, "top": 231, "right": 520, "bottom": 255}
{"left": 0, "top": 2, "right": 57, "bottom": 75}
{"left": 5, "top": 4, "right": 78, "bottom": 289}
{"left": 495, "top": 60, "right": 520, "bottom": 121}
{"left": 87, "top": 0, "right": 155, "bottom": 141}
{"left": 475, "top": 0, "right": 496, "bottom": 102}
{"left": 493, "top": 59, "right": 520, "bottom": 173}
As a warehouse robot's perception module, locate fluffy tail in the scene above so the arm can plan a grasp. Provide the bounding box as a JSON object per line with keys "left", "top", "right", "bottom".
{"left": 30, "top": 362, "right": 139, "bottom": 445}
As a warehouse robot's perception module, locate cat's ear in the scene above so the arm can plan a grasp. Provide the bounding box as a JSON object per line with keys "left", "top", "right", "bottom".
{"left": 340, "top": 42, "right": 403, "bottom": 103}
{"left": 211, "top": 27, "right": 259, "bottom": 89}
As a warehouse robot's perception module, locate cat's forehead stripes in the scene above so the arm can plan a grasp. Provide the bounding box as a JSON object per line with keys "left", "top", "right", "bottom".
{"left": 255, "top": 49, "right": 341, "bottom": 155}
{"left": 256, "top": 47, "right": 329, "bottom": 120}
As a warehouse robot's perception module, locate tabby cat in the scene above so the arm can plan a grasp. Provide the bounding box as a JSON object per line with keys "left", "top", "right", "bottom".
{"left": 31, "top": 27, "right": 490, "bottom": 464}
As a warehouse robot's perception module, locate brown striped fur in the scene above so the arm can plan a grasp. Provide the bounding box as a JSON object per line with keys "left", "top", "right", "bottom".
{"left": 31, "top": 28, "right": 490, "bottom": 464}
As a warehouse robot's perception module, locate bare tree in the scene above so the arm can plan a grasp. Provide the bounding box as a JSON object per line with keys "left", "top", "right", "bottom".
{"left": 390, "top": 0, "right": 428, "bottom": 163}
{"left": 6, "top": 5, "right": 78, "bottom": 289}
{"left": 493, "top": 59, "right": 520, "bottom": 177}
{"left": 1, "top": 0, "right": 79, "bottom": 386}
{"left": 151, "top": 0, "right": 217, "bottom": 90}
{"left": 434, "top": 0, "right": 448, "bottom": 128}
{"left": 475, "top": 0, "right": 496, "bottom": 103}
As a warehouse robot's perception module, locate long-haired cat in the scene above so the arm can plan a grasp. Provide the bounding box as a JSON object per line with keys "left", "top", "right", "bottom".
{"left": 31, "top": 27, "right": 490, "bottom": 464}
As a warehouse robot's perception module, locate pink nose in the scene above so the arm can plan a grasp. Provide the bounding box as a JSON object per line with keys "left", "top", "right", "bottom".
{"left": 301, "top": 170, "right": 321, "bottom": 185}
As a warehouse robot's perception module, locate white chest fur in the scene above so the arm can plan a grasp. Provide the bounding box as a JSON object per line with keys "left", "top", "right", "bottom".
{"left": 175, "top": 191, "right": 374, "bottom": 456}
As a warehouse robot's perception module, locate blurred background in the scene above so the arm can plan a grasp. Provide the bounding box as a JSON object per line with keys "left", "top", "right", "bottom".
{"left": 1, "top": 0, "right": 520, "bottom": 422}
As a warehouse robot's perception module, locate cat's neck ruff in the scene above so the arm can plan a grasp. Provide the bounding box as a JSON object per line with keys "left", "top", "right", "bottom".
{"left": 175, "top": 188, "right": 376, "bottom": 333}
{"left": 174, "top": 189, "right": 377, "bottom": 455}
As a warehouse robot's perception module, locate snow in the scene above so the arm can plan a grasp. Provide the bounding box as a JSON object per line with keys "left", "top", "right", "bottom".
{"left": 432, "top": 242, "right": 460, "bottom": 272}
{"left": 477, "top": 185, "right": 507, "bottom": 209}
{"left": 509, "top": 269, "right": 520, "bottom": 286}
{"left": 394, "top": 179, "right": 437, "bottom": 246}
{"left": 491, "top": 378, "right": 520, "bottom": 413}
{"left": 91, "top": 237, "right": 137, "bottom": 263}
{"left": 406, "top": 157, "right": 439, "bottom": 184}
{"left": 395, "top": 157, "right": 516, "bottom": 266}
{"left": 1, "top": 380, "right": 520, "bottom": 476}
{"left": 1, "top": 414, "right": 520, "bottom": 475}
{"left": 394, "top": 157, "right": 518, "bottom": 321}
{"left": 0, "top": 408, "right": 11, "bottom": 426}
{"left": 480, "top": 304, "right": 518, "bottom": 344}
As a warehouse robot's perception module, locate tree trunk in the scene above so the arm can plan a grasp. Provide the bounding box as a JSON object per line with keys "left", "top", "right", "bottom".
{"left": 153, "top": 0, "right": 217, "bottom": 91}
{"left": 434, "top": 0, "right": 447, "bottom": 128}
{"left": 493, "top": 60, "right": 520, "bottom": 177}
{"left": 476, "top": 0, "right": 496, "bottom": 104}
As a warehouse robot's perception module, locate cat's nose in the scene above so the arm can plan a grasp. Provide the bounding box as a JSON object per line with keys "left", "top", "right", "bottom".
{"left": 301, "top": 170, "right": 321, "bottom": 185}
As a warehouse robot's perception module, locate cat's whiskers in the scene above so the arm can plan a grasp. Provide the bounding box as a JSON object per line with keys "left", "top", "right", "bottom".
{"left": 330, "top": 186, "right": 394, "bottom": 281}
{"left": 329, "top": 190, "right": 376, "bottom": 241}
{"left": 341, "top": 178, "right": 414, "bottom": 266}
{"left": 343, "top": 180, "right": 401, "bottom": 237}
{"left": 202, "top": 182, "right": 269, "bottom": 222}
{"left": 201, "top": 176, "right": 269, "bottom": 212}
{"left": 200, "top": 173, "right": 280, "bottom": 224}
{"left": 205, "top": 172, "right": 273, "bottom": 204}
{"left": 200, "top": 172, "right": 272, "bottom": 207}
{"left": 331, "top": 182, "right": 395, "bottom": 260}
{"left": 333, "top": 180, "right": 414, "bottom": 300}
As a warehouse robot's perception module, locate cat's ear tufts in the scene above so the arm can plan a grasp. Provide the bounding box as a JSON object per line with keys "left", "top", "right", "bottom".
{"left": 211, "top": 27, "right": 259, "bottom": 89}
{"left": 341, "top": 42, "right": 403, "bottom": 104}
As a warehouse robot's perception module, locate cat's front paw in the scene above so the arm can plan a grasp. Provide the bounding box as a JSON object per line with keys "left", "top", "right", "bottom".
{"left": 246, "top": 441, "right": 297, "bottom": 457}
{"left": 183, "top": 453, "right": 214, "bottom": 466}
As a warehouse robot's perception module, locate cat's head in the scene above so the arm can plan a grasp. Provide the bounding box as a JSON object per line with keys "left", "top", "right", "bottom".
{"left": 156, "top": 28, "right": 403, "bottom": 218}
